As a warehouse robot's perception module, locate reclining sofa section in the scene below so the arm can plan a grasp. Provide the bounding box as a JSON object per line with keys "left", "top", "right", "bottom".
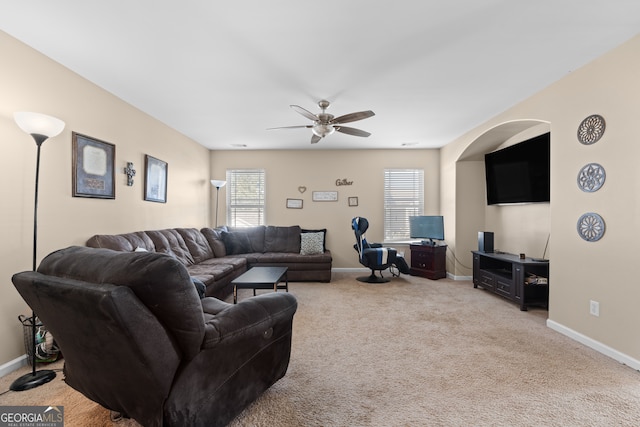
{"left": 86, "top": 225, "right": 332, "bottom": 299}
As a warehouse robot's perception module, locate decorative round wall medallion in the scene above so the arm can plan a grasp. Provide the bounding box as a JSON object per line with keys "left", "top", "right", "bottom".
{"left": 577, "top": 163, "right": 606, "bottom": 192}
{"left": 577, "top": 212, "right": 605, "bottom": 242}
{"left": 577, "top": 114, "right": 606, "bottom": 145}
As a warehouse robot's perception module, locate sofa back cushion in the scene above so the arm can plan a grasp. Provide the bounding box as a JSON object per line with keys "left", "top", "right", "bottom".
{"left": 145, "top": 229, "right": 195, "bottom": 266}
{"left": 86, "top": 231, "right": 156, "bottom": 252}
{"left": 264, "top": 225, "right": 301, "bottom": 253}
{"left": 201, "top": 227, "right": 227, "bottom": 257}
{"left": 176, "top": 228, "right": 214, "bottom": 263}
{"left": 221, "top": 231, "right": 253, "bottom": 255}
{"left": 227, "top": 226, "right": 266, "bottom": 252}
{"left": 36, "top": 246, "right": 205, "bottom": 361}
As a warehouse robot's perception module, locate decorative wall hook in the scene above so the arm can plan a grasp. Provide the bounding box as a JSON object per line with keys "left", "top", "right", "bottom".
{"left": 124, "top": 162, "right": 136, "bottom": 186}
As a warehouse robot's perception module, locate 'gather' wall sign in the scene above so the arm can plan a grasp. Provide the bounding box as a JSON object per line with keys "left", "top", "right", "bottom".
{"left": 336, "top": 178, "right": 353, "bottom": 186}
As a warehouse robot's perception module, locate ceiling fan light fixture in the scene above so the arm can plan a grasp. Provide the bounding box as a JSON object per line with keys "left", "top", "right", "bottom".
{"left": 312, "top": 123, "right": 335, "bottom": 138}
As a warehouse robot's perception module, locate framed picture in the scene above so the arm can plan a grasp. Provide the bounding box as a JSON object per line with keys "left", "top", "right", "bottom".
{"left": 312, "top": 191, "right": 338, "bottom": 202}
{"left": 286, "top": 198, "right": 303, "bottom": 209}
{"left": 72, "top": 132, "right": 115, "bottom": 199}
{"left": 144, "top": 155, "right": 168, "bottom": 203}
{"left": 348, "top": 196, "right": 359, "bottom": 207}
{"left": 287, "top": 199, "right": 302, "bottom": 209}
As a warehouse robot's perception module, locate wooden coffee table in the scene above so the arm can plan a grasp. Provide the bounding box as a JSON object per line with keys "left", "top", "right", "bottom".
{"left": 232, "top": 266, "right": 288, "bottom": 304}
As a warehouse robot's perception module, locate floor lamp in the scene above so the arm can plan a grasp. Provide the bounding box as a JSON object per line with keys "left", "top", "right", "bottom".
{"left": 10, "top": 112, "right": 65, "bottom": 391}
{"left": 210, "top": 180, "right": 226, "bottom": 227}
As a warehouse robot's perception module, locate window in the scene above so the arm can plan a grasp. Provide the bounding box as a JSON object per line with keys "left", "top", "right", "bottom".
{"left": 384, "top": 169, "right": 424, "bottom": 241}
{"left": 226, "top": 169, "right": 265, "bottom": 227}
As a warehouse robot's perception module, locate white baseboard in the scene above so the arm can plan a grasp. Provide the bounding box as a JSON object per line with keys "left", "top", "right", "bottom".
{"left": 332, "top": 268, "right": 369, "bottom": 273}
{"left": 332, "top": 268, "right": 471, "bottom": 281}
{"left": 547, "top": 319, "right": 640, "bottom": 372}
{"left": 449, "top": 273, "right": 472, "bottom": 281}
{"left": 0, "top": 354, "right": 28, "bottom": 378}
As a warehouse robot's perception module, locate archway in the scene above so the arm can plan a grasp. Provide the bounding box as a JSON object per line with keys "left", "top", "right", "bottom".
{"left": 452, "top": 120, "right": 550, "bottom": 277}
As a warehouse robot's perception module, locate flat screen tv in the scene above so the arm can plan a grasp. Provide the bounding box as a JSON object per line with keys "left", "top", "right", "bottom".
{"left": 484, "top": 132, "right": 550, "bottom": 205}
{"left": 410, "top": 215, "right": 444, "bottom": 245}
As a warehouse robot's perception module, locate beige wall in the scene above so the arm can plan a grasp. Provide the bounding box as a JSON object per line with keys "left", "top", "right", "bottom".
{"left": 442, "top": 34, "right": 640, "bottom": 364}
{"left": 210, "top": 150, "right": 440, "bottom": 268}
{"left": 0, "top": 32, "right": 211, "bottom": 365}
{"left": 3, "top": 25, "right": 639, "bottom": 373}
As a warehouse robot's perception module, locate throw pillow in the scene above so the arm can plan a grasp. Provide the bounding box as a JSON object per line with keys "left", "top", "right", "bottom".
{"left": 191, "top": 277, "right": 206, "bottom": 299}
{"left": 300, "top": 232, "right": 325, "bottom": 255}
{"left": 221, "top": 231, "right": 252, "bottom": 255}
{"left": 302, "top": 228, "right": 326, "bottom": 252}
{"left": 134, "top": 246, "right": 148, "bottom": 252}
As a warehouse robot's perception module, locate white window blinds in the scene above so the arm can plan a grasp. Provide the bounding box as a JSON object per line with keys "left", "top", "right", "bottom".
{"left": 226, "top": 169, "right": 265, "bottom": 227}
{"left": 384, "top": 169, "right": 424, "bottom": 241}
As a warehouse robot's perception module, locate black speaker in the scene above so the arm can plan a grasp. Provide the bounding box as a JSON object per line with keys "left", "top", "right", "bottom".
{"left": 478, "top": 231, "right": 494, "bottom": 253}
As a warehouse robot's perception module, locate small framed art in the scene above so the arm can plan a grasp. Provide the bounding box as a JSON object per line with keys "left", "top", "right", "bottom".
{"left": 72, "top": 132, "right": 115, "bottom": 199}
{"left": 144, "top": 155, "right": 168, "bottom": 203}
{"left": 348, "top": 197, "right": 359, "bottom": 207}
{"left": 286, "top": 198, "right": 303, "bottom": 209}
{"left": 312, "top": 191, "right": 338, "bottom": 202}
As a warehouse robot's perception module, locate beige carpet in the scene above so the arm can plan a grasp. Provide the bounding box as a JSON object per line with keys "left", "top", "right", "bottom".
{"left": 1, "top": 272, "right": 639, "bottom": 426}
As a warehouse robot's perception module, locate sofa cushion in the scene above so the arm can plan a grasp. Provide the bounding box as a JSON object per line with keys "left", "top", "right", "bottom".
{"left": 201, "top": 227, "right": 227, "bottom": 258}
{"left": 86, "top": 231, "right": 155, "bottom": 252}
{"left": 227, "top": 226, "right": 265, "bottom": 252}
{"left": 300, "top": 231, "right": 325, "bottom": 255}
{"left": 36, "top": 246, "right": 205, "bottom": 361}
{"left": 302, "top": 228, "right": 327, "bottom": 252}
{"left": 146, "top": 229, "right": 195, "bottom": 266}
{"left": 264, "top": 225, "right": 301, "bottom": 253}
{"left": 221, "top": 231, "right": 252, "bottom": 255}
{"left": 252, "top": 251, "right": 331, "bottom": 264}
{"left": 176, "top": 228, "right": 214, "bottom": 263}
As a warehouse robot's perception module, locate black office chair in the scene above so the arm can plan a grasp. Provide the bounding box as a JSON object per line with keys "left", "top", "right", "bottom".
{"left": 351, "top": 217, "right": 409, "bottom": 283}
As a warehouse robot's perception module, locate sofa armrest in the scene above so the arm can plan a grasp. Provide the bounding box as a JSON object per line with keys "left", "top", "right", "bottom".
{"left": 201, "top": 292, "right": 297, "bottom": 348}
{"left": 200, "top": 297, "right": 231, "bottom": 315}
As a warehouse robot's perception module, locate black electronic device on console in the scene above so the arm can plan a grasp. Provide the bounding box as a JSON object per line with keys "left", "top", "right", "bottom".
{"left": 478, "top": 231, "right": 494, "bottom": 253}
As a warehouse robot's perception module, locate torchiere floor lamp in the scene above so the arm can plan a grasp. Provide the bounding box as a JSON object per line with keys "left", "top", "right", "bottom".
{"left": 210, "top": 180, "right": 226, "bottom": 228}
{"left": 11, "top": 112, "right": 65, "bottom": 391}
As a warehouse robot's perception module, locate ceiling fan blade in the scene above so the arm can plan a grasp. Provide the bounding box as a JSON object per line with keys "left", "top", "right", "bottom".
{"left": 310, "top": 134, "right": 322, "bottom": 144}
{"left": 267, "top": 125, "right": 312, "bottom": 130}
{"left": 291, "top": 105, "right": 319, "bottom": 122}
{"left": 332, "top": 110, "right": 375, "bottom": 124}
{"left": 335, "top": 126, "right": 371, "bottom": 137}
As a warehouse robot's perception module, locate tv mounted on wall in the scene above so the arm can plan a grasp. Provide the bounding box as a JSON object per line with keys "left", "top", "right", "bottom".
{"left": 484, "top": 132, "right": 550, "bottom": 205}
{"left": 410, "top": 215, "right": 444, "bottom": 245}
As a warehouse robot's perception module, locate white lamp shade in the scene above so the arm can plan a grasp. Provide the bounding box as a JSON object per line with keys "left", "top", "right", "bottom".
{"left": 211, "top": 180, "right": 227, "bottom": 188}
{"left": 14, "top": 112, "right": 65, "bottom": 139}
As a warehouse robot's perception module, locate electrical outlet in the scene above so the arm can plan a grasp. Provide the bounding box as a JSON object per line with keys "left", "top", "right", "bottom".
{"left": 590, "top": 300, "right": 600, "bottom": 317}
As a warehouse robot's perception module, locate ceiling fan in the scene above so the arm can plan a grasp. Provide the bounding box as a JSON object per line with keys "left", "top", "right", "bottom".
{"left": 269, "top": 100, "right": 375, "bottom": 144}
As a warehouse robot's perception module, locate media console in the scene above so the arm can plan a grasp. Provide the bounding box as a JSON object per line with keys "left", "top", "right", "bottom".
{"left": 472, "top": 251, "right": 549, "bottom": 311}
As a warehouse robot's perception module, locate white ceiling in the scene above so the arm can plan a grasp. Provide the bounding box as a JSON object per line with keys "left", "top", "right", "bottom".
{"left": 2, "top": 1, "right": 639, "bottom": 150}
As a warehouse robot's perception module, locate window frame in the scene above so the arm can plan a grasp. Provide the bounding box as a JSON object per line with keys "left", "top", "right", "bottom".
{"left": 383, "top": 168, "right": 425, "bottom": 241}
{"left": 225, "top": 169, "right": 266, "bottom": 227}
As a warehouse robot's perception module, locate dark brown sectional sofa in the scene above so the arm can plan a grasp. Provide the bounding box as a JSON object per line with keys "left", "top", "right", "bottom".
{"left": 86, "top": 225, "right": 332, "bottom": 299}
